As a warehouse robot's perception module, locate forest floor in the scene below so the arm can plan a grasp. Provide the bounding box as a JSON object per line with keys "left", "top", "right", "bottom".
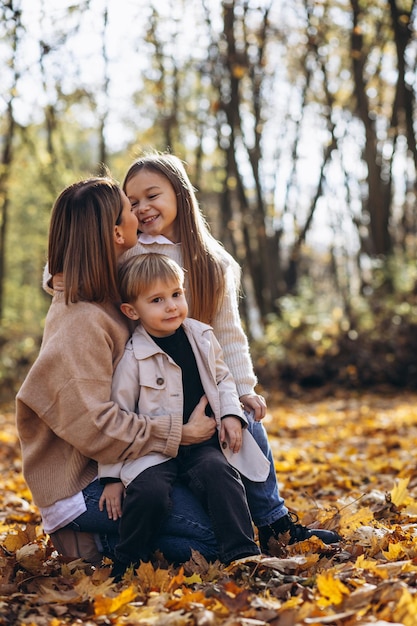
{"left": 2, "top": 389, "right": 417, "bottom": 625}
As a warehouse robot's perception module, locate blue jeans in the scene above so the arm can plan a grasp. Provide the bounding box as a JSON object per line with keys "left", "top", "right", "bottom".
{"left": 244, "top": 414, "right": 288, "bottom": 527}
{"left": 67, "top": 479, "right": 218, "bottom": 563}
{"left": 66, "top": 416, "right": 286, "bottom": 562}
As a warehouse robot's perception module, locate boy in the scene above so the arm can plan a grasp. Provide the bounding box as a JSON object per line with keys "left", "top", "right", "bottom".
{"left": 99, "top": 253, "right": 270, "bottom": 578}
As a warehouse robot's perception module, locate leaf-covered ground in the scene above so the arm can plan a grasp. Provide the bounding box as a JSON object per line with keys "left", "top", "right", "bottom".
{"left": 2, "top": 391, "right": 417, "bottom": 625}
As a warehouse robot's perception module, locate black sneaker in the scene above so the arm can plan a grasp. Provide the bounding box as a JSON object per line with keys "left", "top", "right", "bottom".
{"left": 258, "top": 512, "right": 341, "bottom": 553}
{"left": 111, "top": 558, "right": 131, "bottom": 582}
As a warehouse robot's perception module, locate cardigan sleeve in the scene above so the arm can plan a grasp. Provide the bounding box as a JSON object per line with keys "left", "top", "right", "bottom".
{"left": 209, "top": 329, "right": 247, "bottom": 425}
{"left": 211, "top": 255, "right": 257, "bottom": 398}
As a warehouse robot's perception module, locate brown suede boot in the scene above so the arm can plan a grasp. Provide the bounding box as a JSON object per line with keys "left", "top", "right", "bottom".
{"left": 50, "top": 529, "right": 102, "bottom": 566}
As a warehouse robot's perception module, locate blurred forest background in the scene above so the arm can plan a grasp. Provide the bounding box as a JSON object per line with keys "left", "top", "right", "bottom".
{"left": 1, "top": 0, "right": 417, "bottom": 403}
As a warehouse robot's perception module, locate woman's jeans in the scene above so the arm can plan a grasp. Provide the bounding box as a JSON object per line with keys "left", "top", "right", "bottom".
{"left": 66, "top": 416, "right": 287, "bottom": 563}
{"left": 66, "top": 479, "right": 219, "bottom": 563}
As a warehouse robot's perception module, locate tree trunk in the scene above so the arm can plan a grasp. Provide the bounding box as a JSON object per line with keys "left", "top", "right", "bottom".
{"left": 0, "top": 3, "right": 20, "bottom": 320}
{"left": 350, "top": 0, "right": 392, "bottom": 256}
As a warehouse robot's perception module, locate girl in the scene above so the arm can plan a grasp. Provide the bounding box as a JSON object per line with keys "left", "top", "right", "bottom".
{"left": 119, "top": 153, "right": 340, "bottom": 550}
{"left": 17, "top": 176, "right": 219, "bottom": 566}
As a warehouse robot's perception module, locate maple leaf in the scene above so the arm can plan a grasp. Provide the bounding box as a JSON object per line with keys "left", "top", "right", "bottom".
{"left": 354, "top": 554, "right": 389, "bottom": 579}
{"left": 167, "top": 566, "right": 185, "bottom": 590}
{"left": 248, "top": 554, "right": 309, "bottom": 574}
{"left": 15, "top": 541, "right": 47, "bottom": 574}
{"left": 392, "top": 588, "right": 417, "bottom": 626}
{"left": 316, "top": 571, "right": 350, "bottom": 607}
{"left": 165, "top": 587, "right": 207, "bottom": 610}
{"left": 135, "top": 561, "right": 173, "bottom": 594}
{"left": 94, "top": 584, "right": 137, "bottom": 615}
{"left": 390, "top": 477, "right": 410, "bottom": 507}
{"left": 183, "top": 572, "right": 202, "bottom": 585}
{"left": 2, "top": 525, "right": 37, "bottom": 552}
{"left": 338, "top": 507, "right": 375, "bottom": 535}
{"left": 382, "top": 542, "right": 405, "bottom": 561}
{"left": 182, "top": 549, "right": 220, "bottom": 580}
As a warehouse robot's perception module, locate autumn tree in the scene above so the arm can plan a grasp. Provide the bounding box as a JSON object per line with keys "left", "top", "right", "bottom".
{"left": 0, "top": 0, "right": 416, "bottom": 338}
{"left": 0, "top": 0, "right": 21, "bottom": 321}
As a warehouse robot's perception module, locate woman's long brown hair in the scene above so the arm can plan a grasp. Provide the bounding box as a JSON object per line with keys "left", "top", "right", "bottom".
{"left": 48, "top": 177, "right": 123, "bottom": 304}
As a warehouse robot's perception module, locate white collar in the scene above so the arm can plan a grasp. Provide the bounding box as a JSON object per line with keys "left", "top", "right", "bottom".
{"left": 138, "top": 233, "right": 177, "bottom": 245}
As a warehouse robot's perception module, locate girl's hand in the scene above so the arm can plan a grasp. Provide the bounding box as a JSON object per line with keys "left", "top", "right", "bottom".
{"left": 181, "top": 396, "right": 216, "bottom": 445}
{"left": 220, "top": 416, "right": 243, "bottom": 453}
{"left": 99, "top": 482, "right": 125, "bottom": 520}
{"left": 240, "top": 393, "right": 267, "bottom": 421}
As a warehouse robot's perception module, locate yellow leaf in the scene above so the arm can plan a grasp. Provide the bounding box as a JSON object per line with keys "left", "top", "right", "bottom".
{"left": 184, "top": 572, "right": 202, "bottom": 585}
{"left": 94, "top": 585, "right": 137, "bottom": 616}
{"left": 393, "top": 589, "right": 417, "bottom": 626}
{"left": 338, "top": 507, "right": 374, "bottom": 533}
{"left": 2, "top": 526, "right": 31, "bottom": 552}
{"left": 280, "top": 595, "right": 303, "bottom": 610}
{"left": 354, "top": 554, "right": 389, "bottom": 579}
{"left": 168, "top": 566, "right": 184, "bottom": 590}
{"left": 165, "top": 588, "right": 207, "bottom": 610}
{"left": 288, "top": 535, "right": 326, "bottom": 553}
{"left": 391, "top": 477, "right": 410, "bottom": 507}
{"left": 382, "top": 542, "right": 405, "bottom": 561}
{"left": 316, "top": 571, "right": 350, "bottom": 607}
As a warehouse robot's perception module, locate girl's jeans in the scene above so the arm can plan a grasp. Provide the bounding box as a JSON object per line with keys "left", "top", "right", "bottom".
{"left": 65, "top": 416, "right": 287, "bottom": 563}
{"left": 243, "top": 413, "right": 288, "bottom": 527}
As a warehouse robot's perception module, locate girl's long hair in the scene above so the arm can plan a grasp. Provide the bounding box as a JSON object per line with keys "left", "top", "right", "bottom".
{"left": 123, "top": 153, "right": 228, "bottom": 323}
{"left": 48, "top": 177, "right": 123, "bottom": 304}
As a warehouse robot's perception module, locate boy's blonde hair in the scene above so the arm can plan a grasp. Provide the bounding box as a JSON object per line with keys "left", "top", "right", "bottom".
{"left": 118, "top": 253, "right": 185, "bottom": 304}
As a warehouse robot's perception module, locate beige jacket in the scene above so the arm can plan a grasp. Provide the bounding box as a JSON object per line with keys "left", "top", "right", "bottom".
{"left": 99, "top": 318, "right": 269, "bottom": 486}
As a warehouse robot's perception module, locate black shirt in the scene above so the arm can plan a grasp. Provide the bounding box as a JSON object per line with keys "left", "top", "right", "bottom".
{"left": 151, "top": 326, "right": 211, "bottom": 423}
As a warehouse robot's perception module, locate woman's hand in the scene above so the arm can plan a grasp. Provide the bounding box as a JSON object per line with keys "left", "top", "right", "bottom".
{"left": 99, "top": 482, "right": 125, "bottom": 520}
{"left": 52, "top": 272, "right": 65, "bottom": 292}
{"left": 181, "top": 396, "right": 216, "bottom": 445}
{"left": 220, "top": 416, "right": 243, "bottom": 453}
{"left": 240, "top": 393, "right": 267, "bottom": 421}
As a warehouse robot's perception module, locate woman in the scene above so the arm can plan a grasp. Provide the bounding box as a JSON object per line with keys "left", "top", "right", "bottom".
{"left": 16, "top": 176, "right": 218, "bottom": 565}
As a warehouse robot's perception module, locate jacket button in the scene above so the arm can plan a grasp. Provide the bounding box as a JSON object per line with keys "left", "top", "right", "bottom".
{"left": 156, "top": 377, "right": 164, "bottom": 385}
